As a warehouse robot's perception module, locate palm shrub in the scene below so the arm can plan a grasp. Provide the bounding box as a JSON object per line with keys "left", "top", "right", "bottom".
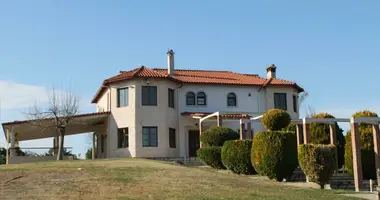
{"left": 344, "top": 110, "right": 378, "bottom": 179}
{"left": 221, "top": 140, "right": 256, "bottom": 174}
{"left": 309, "top": 113, "right": 345, "bottom": 168}
{"left": 197, "top": 146, "right": 225, "bottom": 169}
{"left": 298, "top": 144, "right": 337, "bottom": 189}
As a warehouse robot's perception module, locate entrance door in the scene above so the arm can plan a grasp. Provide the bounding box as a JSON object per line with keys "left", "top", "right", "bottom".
{"left": 188, "top": 130, "right": 200, "bottom": 157}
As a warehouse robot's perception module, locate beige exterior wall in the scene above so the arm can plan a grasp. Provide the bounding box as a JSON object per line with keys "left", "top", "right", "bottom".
{"left": 264, "top": 86, "right": 300, "bottom": 119}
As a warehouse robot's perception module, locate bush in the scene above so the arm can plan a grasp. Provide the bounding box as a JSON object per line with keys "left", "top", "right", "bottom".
{"left": 197, "top": 146, "right": 225, "bottom": 169}
{"left": 221, "top": 140, "right": 256, "bottom": 174}
{"left": 345, "top": 127, "right": 376, "bottom": 179}
{"left": 261, "top": 109, "right": 291, "bottom": 131}
{"left": 251, "top": 131, "right": 298, "bottom": 181}
{"left": 309, "top": 113, "right": 345, "bottom": 168}
{"left": 200, "top": 126, "right": 239, "bottom": 147}
{"left": 298, "top": 144, "right": 337, "bottom": 189}
{"left": 353, "top": 110, "right": 378, "bottom": 129}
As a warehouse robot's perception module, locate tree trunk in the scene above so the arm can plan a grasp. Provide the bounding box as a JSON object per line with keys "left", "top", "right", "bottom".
{"left": 57, "top": 127, "right": 65, "bottom": 160}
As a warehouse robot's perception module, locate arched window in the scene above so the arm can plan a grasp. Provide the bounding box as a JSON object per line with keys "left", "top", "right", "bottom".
{"left": 227, "top": 93, "right": 237, "bottom": 106}
{"left": 186, "top": 92, "right": 195, "bottom": 105}
{"left": 197, "top": 92, "right": 206, "bottom": 105}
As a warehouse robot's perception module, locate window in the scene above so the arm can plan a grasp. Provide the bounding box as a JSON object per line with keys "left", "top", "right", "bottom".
{"left": 274, "top": 93, "right": 287, "bottom": 110}
{"left": 142, "top": 86, "right": 157, "bottom": 106}
{"left": 197, "top": 92, "right": 206, "bottom": 105}
{"left": 142, "top": 126, "right": 158, "bottom": 147}
{"left": 117, "top": 88, "right": 129, "bottom": 107}
{"left": 227, "top": 93, "right": 237, "bottom": 106}
{"left": 186, "top": 92, "right": 195, "bottom": 105}
{"left": 168, "top": 88, "right": 175, "bottom": 108}
{"left": 117, "top": 128, "right": 129, "bottom": 148}
{"left": 293, "top": 95, "right": 297, "bottom": 113}
{"left": 169, "top": 128, "right": 176, "bottom": 148}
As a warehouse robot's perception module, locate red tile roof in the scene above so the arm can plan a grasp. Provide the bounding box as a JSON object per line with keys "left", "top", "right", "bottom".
{"left": 181, "top": 112, "right": 251, "bottom": 119}
{"left": 91, "top": 66, "right": 304, "bottom": 103}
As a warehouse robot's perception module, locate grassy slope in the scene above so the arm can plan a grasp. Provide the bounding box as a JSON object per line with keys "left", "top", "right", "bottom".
{"left": 0, "top": 159, "right": 362, "bottom": 200}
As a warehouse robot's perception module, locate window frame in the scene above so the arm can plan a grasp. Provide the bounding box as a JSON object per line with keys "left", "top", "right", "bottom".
{"left": 117, "top": 127, "right": 129, "bottom": 148}
{"left": 227, "top": 92, "right": 237, "bottom": 107}
{"left": 168, "top": 88, "right": 175, "bottom": 108}
{"left": 197, "top": 92, "right": 207, "bottom": 105}
{"left": 117, "top": 87, "right": 129, "bottom": 107}
{"left": 142, "top": 86, "right": 157, "bottom": 106}
{"left": 142, "top": 126, "right": 158, "bottom": 147}
{"left": 186, "top": 92, "right": 196, "bottom": 105}
{"left": 274, "top": 93, "right": 287, "bottom": 110}
{"left": 169, "top": 128, "right": 176, "bottom": 148}
{"left": 293, "top": 95, "right": 297, "bottom": 113}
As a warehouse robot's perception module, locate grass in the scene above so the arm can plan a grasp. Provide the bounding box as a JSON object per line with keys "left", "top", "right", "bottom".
{"left": 0, "top": 159, "right": 365, "bottom": 200}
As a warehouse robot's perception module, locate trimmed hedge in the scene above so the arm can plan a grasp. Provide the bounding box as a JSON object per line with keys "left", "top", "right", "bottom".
{"left": 345, "top": 127, "right": 376, "bottom": 179}
{"left": 309, "top": 113, "right": 346, "bottom": 168}
{"left": 298, "top": 144, "right": 337, "bottom": 189}
{"left": 251, "top": 131, "right": 298, "bottom": 181}
{"left": 197, "top": 146, "right": 225, "bottom": 169}
{"left": 200, "top": 126, "right": 239, "bottom": 147}
{"left": 221, "top": 140, "right": 256, "bottom": 174}
{"left": 261, "top": 109, "right": 291, "bottom": 131}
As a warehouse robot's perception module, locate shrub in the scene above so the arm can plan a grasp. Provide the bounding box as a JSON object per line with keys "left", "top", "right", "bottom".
{"left": 309, "top": 113, "right": 345, "bottom": 168}
{"left": 353, "top": 110, "right": 378, "bottom": 129}
{"left": 251, "top": 131, "right": 298, "bottom": 181}
{"left": 298, "top": 144, "right": 337, "bottom": 189}
{"left": 197, "top": 146, "right": 225, "bottom": 169}
{"left": 200, "top": 126, "right": 239, "bottom": 147}
{"left": 221, "top": 140, "right": 256, "bottom": 174}
{"left": 261, "top": 109, "right": 291, "bottom": 131}
{"left": 345, "top": 127, "right": 376, "bottom": 179}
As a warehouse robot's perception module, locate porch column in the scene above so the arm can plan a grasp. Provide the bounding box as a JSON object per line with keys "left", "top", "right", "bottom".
{"left": 239, "top": 119, "right": 245, "bottom": 140}
{"left": 351, "top": 119, "right": 363, "bottom": 192}
{"left": 199, "top": 121, "right": 203, "bottom": 148}
{"left": 329, "top": 123, "right": 339, "bottom": 173}
{"left": 217, "top": 114, "right": 222, "bottom": 127}
{"left": 53, "top": 136, "right": 59, "bottom": 156}
{"left": 246, "top": 121, "right": 252, "bottom": 139}
{"left": 5, "top": 129, "right": 9, "bottom": 164}
{"left": 296, "top": 124, "right": 302, "bottom": 148}
{"left": 372, "top": 123, "right": 380, "bottom": 183}
{"left": 302, "top": 118, "right": 310, "bottom": 144}
{"left": 92, "top": 132, "right": 96, "bottom": 160}
{"left": 9, "top": 129, "right": 16, "bottom": 157}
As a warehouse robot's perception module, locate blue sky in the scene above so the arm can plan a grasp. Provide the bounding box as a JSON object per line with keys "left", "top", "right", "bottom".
{"left": 0, "top": 1, "right": 379, "bottom": 157}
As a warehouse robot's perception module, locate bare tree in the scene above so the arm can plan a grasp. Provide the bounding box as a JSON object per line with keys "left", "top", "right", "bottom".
{"left": 299, "top": 91, "right": 309, "bottom": 108}
{"left": 25, "top": 87, "right": 80, "bottom": 160}
{"left": 305, "top": 105, "right": 316, "bottom": 118}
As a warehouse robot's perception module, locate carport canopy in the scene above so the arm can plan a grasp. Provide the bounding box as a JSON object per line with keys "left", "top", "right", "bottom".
{"left": 2, "top": 111, "right": 110, "bottom": 142}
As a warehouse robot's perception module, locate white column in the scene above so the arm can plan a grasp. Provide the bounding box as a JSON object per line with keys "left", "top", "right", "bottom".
{"left": 9, "top": 129, "right": 16, "bottom": 157}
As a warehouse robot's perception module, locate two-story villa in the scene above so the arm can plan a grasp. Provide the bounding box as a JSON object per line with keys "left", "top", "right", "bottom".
{"left": 90, "top": 50, "right": 304, "bottom": 159}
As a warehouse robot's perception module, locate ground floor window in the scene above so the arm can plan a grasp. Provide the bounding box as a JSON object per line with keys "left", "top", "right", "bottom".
{"left": 142, "top": 126, "right": 158, "bottom": 147}
{"left": 117, "top": 128, "right": 129, "bottom": 148}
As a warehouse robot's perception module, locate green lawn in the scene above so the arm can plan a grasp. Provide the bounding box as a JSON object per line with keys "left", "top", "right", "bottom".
{"left": 0, "top": 159, "right": 364, "bottom": 200}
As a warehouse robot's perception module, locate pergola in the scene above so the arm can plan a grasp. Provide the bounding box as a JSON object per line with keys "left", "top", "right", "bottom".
{"left": 1, "top": 111, "right": 110, "bottom": 164}
{"left": 199, "top": 112, "right": 380, "bottom": 192}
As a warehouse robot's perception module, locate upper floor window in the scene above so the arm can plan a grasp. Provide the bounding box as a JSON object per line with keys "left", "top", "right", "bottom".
{"left": 142, "top": 86, "right": 157, "bottom": 106}
{"left": 197, "top": 92, "right": 206, "bottom": 105}
{"left": 293, "top": 95, "right": 297, "bottom": 113}
{"left": 274, "top": 93, "right": 287, "bottom": 110}
{"left": 168, "top": 88, "right": 175, "bottom": 108}
{"left": 186, "top": 92, "right": 195, "bottom": 105}
{"left": 117, "top": 88, "right": 129, "bottom": 107}
{"left": 227, "top": 93, "right": 237, "bottom": 106}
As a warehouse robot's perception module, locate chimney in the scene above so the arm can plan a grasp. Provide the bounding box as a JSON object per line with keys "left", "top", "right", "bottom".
{"left": 266, "top": 64, "right": 276, "bottom": 79}
{"left": 167, "top": 49, "right": 175, "bottom": 74}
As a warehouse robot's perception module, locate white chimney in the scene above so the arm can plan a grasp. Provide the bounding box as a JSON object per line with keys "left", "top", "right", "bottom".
{"left": 266, "top": 64, "right": 276, "bottom": 79}
{"left": 167, "top": 49, "right": 175, "bottom": 74}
